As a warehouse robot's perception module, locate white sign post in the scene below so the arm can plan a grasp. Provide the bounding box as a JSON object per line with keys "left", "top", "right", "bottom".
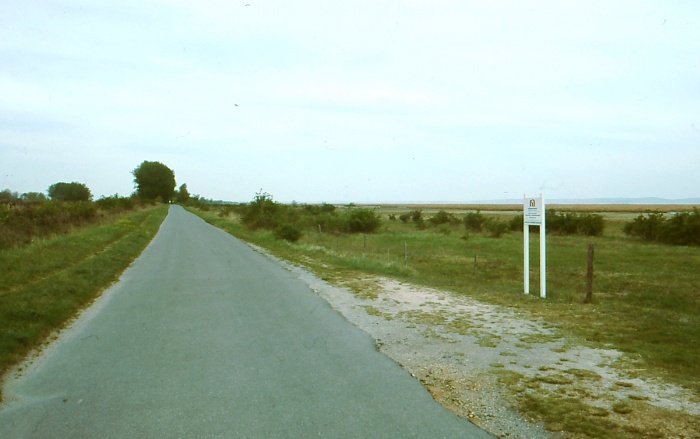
{"left": 524, "top": 194, "right": 546, "bottom": 298}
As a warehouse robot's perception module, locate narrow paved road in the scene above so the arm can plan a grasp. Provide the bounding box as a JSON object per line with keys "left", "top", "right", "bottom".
{"left": 1, "top": 206, "right": 493, "bottom": 438}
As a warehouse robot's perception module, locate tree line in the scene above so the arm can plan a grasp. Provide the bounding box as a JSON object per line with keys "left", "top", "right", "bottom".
{"left": 0, "top": 161, "right": 187, "bottom": 249}
{"left": 1, "top": 161, "right": 187, "bottom": 204}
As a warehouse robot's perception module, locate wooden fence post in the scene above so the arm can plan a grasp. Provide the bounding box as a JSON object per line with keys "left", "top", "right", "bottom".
{"left": 404, "top": 242, "right": 408, "bottom": 268}
{"left": 584, "top": 244, "right": 594, "bottom": 304}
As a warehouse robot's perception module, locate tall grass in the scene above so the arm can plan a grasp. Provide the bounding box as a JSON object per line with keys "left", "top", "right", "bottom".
{"left": 0, "top": 206, "right": 168, "bottom": 401}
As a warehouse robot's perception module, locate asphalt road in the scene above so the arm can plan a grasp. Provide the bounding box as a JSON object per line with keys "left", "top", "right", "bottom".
{"left": 0, "top": 206, "right": 494, "bottom": 438}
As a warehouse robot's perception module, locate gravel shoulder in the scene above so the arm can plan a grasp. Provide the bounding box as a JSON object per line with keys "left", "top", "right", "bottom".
{"left": 252, "top": 245, "right": 700, "bottom": 438}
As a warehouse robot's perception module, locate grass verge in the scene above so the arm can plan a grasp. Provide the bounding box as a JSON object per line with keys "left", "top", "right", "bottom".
{"left": 0, "top": 206, "right": 168, "bottom": 402}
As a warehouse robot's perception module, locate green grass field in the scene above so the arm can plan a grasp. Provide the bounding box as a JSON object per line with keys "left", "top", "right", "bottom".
{"left": 0, "top": 206, "right": 168, "bottom": 402}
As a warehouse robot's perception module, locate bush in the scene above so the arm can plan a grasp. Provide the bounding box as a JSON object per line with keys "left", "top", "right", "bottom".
{"left": 397, "top": 210, "right": 425, "bottom": 229}
{"left": 660, "top": 209, "right": 700, "bottom": 246}
{"left": 187, "top": 195, "right": 214, "bottom": 211}
{"left": 547, "top": 210, "right": 577, "bottom": 234}
{"left": 624, "top": 209, "right": 700, "bottom": 246}
{"left": 344, "top": 208, "right": 382, "bottom": 234}
{"left": 215, "top": 204, "right": 241, "bottom": 219}
{"left": 623, "top": 212, "right": 665, "bottom": 242}
{"left": 546, "top": 210, "right": 605, "bottom": 236}
{"left": 302, "top": 203, "right": 336, "bottom": 215}
{"left": 96, "top": 195, "right": 135, "bottom": 212}
{"left": 429, "top": 210, "right": 453, "bottom": 226}
{"left": 48, "top": 182, "right": 92, "bottom": 202}
{"left": 308, "top": 212, "right": 341, "bottom": 234}
{"left": 241, "top": 191, "right": 280, "bottom": 230}
{"left": 510, "top": 214, "right": 524, "bottom": 231}
{"left": 67, "top": 201, "right": 97, "bottom": 224}
{"left": 237, "top": 194, "right": 382, "bottom": 236}
{"left": 484, "top": 218, "right": 510, "bottom": 238}
{"left": 505, "top": 211, "right": 604, "bottom": 236}
{"left": 411, "top": 210, "right": 423, "bottom": 223}
{"left": 275, "top": 224, "right": 303, "bottom": 242}
{"left": 297, "top": 204, "right": 343, "bottom": 234}
{"left": 464, "top": 211, "right": 487, "bottom": 232}
{"left": 577, "top": 214, "right": 605, "bottom": 236}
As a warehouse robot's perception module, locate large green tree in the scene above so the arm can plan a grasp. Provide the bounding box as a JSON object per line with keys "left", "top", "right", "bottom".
{"left": 176, "top": 183, "right": 190, "bottom": 204}
{"left": 132, "top": 161, "right": 176, "bottom": 201}
{"left": 48, "top": 182, "right": 92, "bottom": 201}
{"left": 0, "top": 189, "right": 19, "bottom": 203}
{"left": 21, "top": 192, "right": 47, "bottom": 203}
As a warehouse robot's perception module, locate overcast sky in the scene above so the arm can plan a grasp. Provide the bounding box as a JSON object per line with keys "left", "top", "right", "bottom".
{"left": 2, "top": 1, "right": 698, "bottom": 203}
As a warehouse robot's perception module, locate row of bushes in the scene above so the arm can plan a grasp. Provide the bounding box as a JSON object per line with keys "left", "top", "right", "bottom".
{"left": 212, "top": 197, "right": 698, "bottom": 247}
{"left": 624, "top": 209, "right": 700, "bottom": 246}
{"left": 216, "top": 192, "right": 382, "bottom": 242}
{"left": 394, "top": 209, "right": 508, "bottom": 236}
{"left": 0, "top": 195, "right": 144, "bottom": 250}
{"left": 543, "top": 210, "right": 605, "bottom": 236}
{"left": 399, "top": 207, "right": 700, "bottom": 245}
{"left": 394, "top": 209, "right": 605, "bottom": 238}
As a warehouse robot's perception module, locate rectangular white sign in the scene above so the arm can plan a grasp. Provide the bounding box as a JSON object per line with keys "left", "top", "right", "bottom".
{"left": 524, "top": 194, "right": 546, "bottom": 298}
{"left": 524, "top": 196, "right": 544, "bottom": 225}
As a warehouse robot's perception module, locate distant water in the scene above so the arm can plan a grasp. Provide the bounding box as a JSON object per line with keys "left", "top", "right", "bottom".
{"left": 466, "top": 197, "right": 700, "bottom": 205}
{"left": 272, "top": 198, "right": 700, "bottom": 205}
